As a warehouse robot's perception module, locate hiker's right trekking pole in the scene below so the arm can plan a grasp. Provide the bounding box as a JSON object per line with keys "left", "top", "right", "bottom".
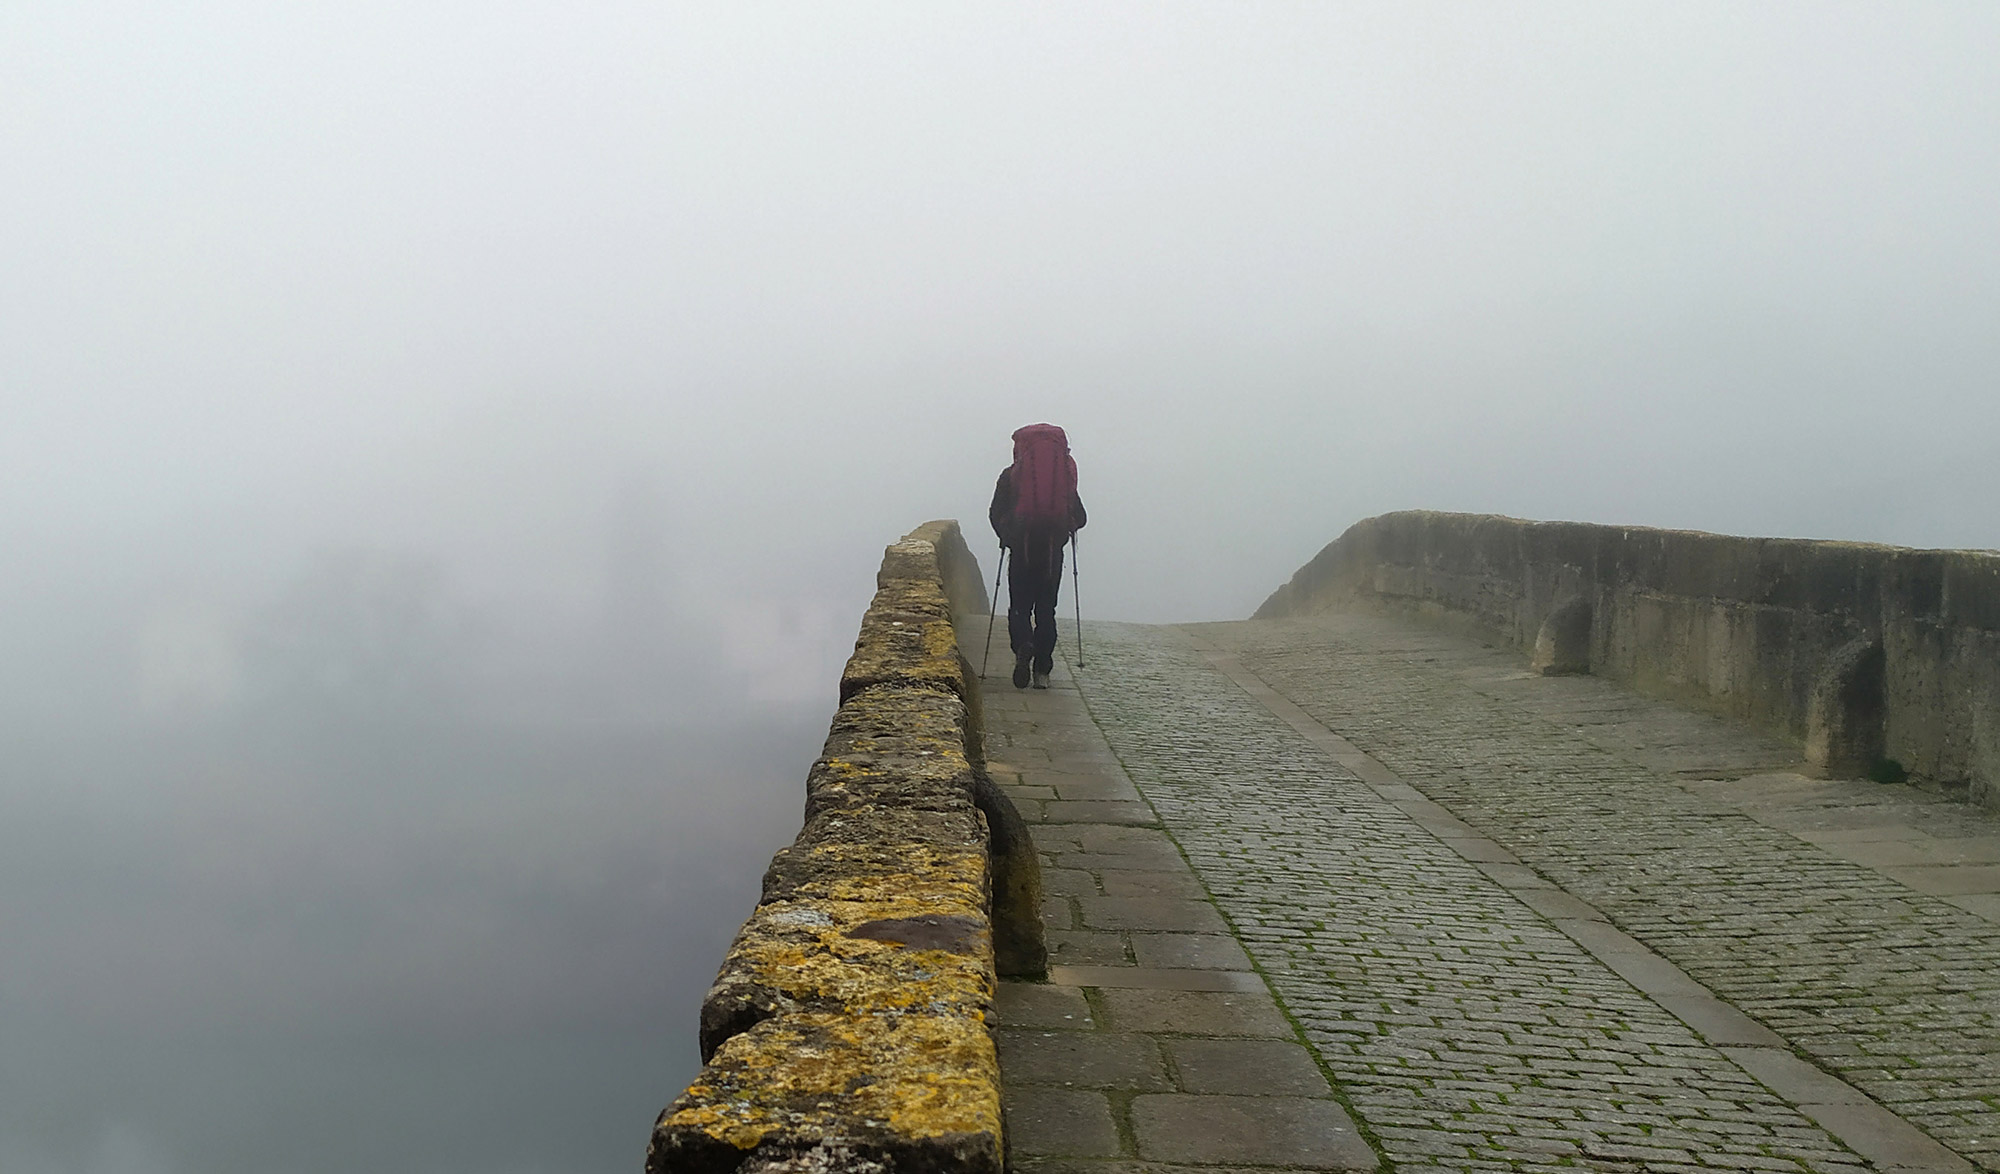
{"left": 1071, "top": 532, "right": 1084, "bottom": 669}
{"left": 981, "top": 545, "right": 1007, "bottom": 678}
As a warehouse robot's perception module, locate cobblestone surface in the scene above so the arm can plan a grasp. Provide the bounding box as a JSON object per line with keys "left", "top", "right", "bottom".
{"left": 979, "top": 670, "right": 1377, "bottom": 1172}
{"left": 1212, "top": 613, "right": 2000, "bottom": 1171}
{"left": 1069, "top": 622, "right": 1879, "bottom": 1173}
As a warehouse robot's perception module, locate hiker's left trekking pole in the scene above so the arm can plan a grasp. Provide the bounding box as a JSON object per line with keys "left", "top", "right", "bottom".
{"left": 981, "top": 545, "right": 1006, "bottom": 678}
{"left": 1071, "top": 533, "right": 1084, "bottom": 668}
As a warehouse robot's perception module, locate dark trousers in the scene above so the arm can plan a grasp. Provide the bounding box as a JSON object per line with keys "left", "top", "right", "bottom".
{"left": 1007, "top": 537, "right": 1065, "bottom": 674}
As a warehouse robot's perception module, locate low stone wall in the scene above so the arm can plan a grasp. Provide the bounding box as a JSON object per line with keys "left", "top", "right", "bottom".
{"left": 649, "top": 519, "right": 1043, "bottom": 1174}
{"left": 1257, "top": 510, "right": 2000, "bottom": 808}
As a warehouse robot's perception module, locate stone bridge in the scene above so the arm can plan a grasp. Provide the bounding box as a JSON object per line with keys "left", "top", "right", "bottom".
{"left": 657, "top": 514, "right": 2000, "bottom": 1174}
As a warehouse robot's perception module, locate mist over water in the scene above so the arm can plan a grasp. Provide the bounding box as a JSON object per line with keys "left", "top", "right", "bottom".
{"left": 0, "top": 532, "right": 827, "bottom": 1173}
{"left": 6, "top": 4, "right": 2000, "bottom": 1171}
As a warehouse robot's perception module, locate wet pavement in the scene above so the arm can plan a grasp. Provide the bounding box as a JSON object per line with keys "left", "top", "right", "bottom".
{"left": 978, "top": 613, "right": 2000, "bottom": 1174}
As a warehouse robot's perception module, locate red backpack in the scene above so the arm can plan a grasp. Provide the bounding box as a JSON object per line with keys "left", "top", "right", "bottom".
{"left": 1010, "top": 423, "right": 1078, "bottom": 531}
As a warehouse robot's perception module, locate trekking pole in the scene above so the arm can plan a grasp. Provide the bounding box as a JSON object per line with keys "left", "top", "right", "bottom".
{"left": 1071, "top": 533, "right": 1084, "bottom": 669}
{"left": 981, "top": 545, "right": 1007, "bottom": 678}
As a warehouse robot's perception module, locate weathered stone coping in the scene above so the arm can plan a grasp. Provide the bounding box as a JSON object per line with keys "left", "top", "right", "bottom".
{"left": 648, "top": 519, "right": 1042, "bottom": 1174}
{"left": 1258, "top": 510, "right": 2000, "bottom": 807}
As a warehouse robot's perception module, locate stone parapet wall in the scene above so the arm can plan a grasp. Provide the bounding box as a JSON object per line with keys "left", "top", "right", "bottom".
{"left": 650, "top": 519, "right": 1037, "bottom": 1174}
{"left": 1257, "top": 510, "right": 2000, "bottom": 808}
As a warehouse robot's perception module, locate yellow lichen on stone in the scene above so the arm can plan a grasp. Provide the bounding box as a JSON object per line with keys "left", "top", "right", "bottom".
{"left": 776, "top": 841, "right": 988, "bottom": 902}
{"left": 923, "top": 618, "right": 961, "bottom": 660}
{"left": 718, "top": 898, "right": 995, "bottom": 1012}
{"left": 815, "top": 867, "right": 983, "bottom": 907}
{"left": 840, "top": 582, "right": 966, "bottom": 702}
{"left": 817, "top": 743, "right": 969, "bottom": 787}
{"left": 659, "top": 1092, "right": 778, "bottom": 1151}
{"left": 841, "top": 1017, "right": 1002, "bottom": 1138}
{"left": 660, "top": 1010, "right": 1001, "bottom": 1146}
{"left": 871, "top": 574, "right": 952, "bottom": 613}
{"left": 649, "top": 522, "right": 1007, "bottom": 1174}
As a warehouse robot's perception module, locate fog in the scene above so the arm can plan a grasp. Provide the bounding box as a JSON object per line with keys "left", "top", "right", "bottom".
{"left": 5, "top": 4, "right": 1998, "bottom": 1171}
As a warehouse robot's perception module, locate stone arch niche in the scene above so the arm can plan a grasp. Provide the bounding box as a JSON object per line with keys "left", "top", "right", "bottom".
{"left": 1806, "top": 637, "right": 1887, "bottom": 777}
{"left": 1531, "top": 596, "right": 1593, "bottom": 676}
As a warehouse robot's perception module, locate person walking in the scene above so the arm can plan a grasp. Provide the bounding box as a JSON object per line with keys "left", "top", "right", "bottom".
{"left": 989, "top": 423, "right": 1087, "bottom": 689}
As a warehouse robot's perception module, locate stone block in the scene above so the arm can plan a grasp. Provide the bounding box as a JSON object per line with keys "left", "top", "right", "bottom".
{"left": 1046, "top": 930, "right": 1129, "bottom": 966}
{"left": 970, "top": 772, "right": 1048, "bottom": 979}
{"left": 1130, "top": 933, "right": 1252, "bottom": 970}
{"left": 1043, "top": 775, "right": 1144, "bottom": 802}
{"left": 1037, "top": 868, "right": 1096, "bottom": 897}
{"left": 699, "top": 894, "right": 994, "bottom": 1061}
{"left": 997, "top": 1030, "right": 1171, "bottom": 1089}
{"left": 1530, "top": 595, "right": 1592, "bottom": 676}
{"left": 814, "top": 685, "right": 975, "bottom": 786}
{"left": 651, "top": 1010, "right": 1002, "bottom": 1174}
{"left": 876, "top": 537, "right": 943, "bottom": 588}
{"left": 1048, "top": 966, "right": 1262, "bottom": 992}
{"left": 1001, "top": 1087, "right": 1122, "bottom": 1158}
{"left": 1078, "top": 895, "right": 1229, "bottom": 934}
{"left": 1796, "top": 1099, "right": 1977, "bottom": 1171}
{"left": 1096, "top": 870, "right": 1206, "bottom": 899}
{"left": 758, "top": 806, "right": 988, "bottom": 907}
{"left": 1097, "top": 989, "right": 1291, "bottom": 1037}
{"left": 840, "top": 579, "right": 966, "bottom": 703}
{"left": 902, "top": 519, "right": 990, "bottom": 621}
{"left": 1041, "top": 800, "right": 1158, "bottom": 826}
{"left": 1164, "top": 1038, "right": 1330, "bottom": 1095}
{"left": 994, "top": 982, "right": 1093, "bottom": 1029}
{"left": 1130, "top": 1094, "right": 1375, "bottom": 1167}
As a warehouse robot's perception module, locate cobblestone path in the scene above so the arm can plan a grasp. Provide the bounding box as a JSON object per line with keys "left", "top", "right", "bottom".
{"left": 1047, "top": 616, "right": 1997, "bottom": 1173}
{"left": 1206, "top": 614, "right": 2000, "bottom": 1170}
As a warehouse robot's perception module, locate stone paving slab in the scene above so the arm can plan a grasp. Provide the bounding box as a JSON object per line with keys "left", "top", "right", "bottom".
{"left": 1047, "top": 966, "right": 1267, "bottom": 992}
{"left": 997, "top": 983, "right": 1095, "bottom": 1029}
{"left": 1094, "top": 988, "right": 1295, "bottom": 1037}
{"left": 980, "top": 658, "right": 1377, "bottom": 1172}
{"left": 1131, "top": 933, "right": 1252, "bottom": 970}
{"left": 1006, "top": 1087, "right": 1123, "bottom": 1157}
{"left": 1166, "top": 1038, "right": 1332, "bottom": 1095}
{"left": 996, "top": 1031, "right": 1172, "bottom": 1089}
{"left": 1131, "top": 1095, "right": 1376, "bottom": 1167}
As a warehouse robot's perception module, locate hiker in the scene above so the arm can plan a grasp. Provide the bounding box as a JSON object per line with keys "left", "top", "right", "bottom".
{"left": 990, "top": 423, "right": 1087, "bottom": 690}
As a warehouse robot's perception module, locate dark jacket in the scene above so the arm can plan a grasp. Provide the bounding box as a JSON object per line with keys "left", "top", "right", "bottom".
{"left": 990, "top": 468, "right": 1086, "bottom": 553}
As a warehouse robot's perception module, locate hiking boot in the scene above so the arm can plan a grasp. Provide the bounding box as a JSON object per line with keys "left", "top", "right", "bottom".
{"left": 1031, "top": 670, "right": 1050, "bottom": 690}
{"left": 1013, "top": 653, "right": 1032, "bottom": 690}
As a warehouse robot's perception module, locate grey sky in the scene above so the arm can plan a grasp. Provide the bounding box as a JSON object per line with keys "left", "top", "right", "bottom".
{"left": 4, "top": 5, "right": 1999, "bottom": 1171}
{"left": 9, "top": 4, "right": 1999, "bottom": 626}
